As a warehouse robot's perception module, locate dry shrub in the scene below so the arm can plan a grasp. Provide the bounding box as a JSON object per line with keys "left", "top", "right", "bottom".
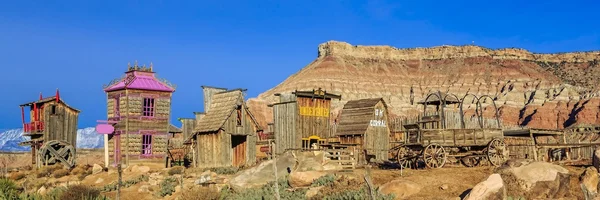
{"left": 21, "top": 165, "right": 32, "bottom": 171}
{"left": 168, "top": 166, "right": 185, "bottom": 175}
{"left": 181, "top": 187, "right": 220, "bottom": 200}
{"left": 52, "top": 169, "right": 70, "bottom": 178}
{"left": 8, "top": 172, "right": 26, "bottom": 181}
{"left": 71, "top": 164, "right": 92, "bottom": 180}
{"left": 36, "top": 165, "right": 63, "bottom": 178}
{"left": 59, "top": 185, "right": 102, "bottom": 200}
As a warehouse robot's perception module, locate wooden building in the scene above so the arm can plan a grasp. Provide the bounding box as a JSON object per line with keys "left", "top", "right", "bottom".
{"left": 101, "top": 63, "right": 176, "bottom": 167}
{"left": 19, "top": 89, "right": 80, "bottom": 168}
{"left": 335, "top": 98, "right": 390, "bottom": 161}
{"left": 269, "top": 88, "right": 342, "bottom": 154}
{"left": 185, "top": 86, "right": 261, "bottom": 168}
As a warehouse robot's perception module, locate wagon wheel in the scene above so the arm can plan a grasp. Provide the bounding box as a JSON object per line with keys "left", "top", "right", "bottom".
{"left": 422, "top": 144, "right": 446, "bottom": 168}
{"left": 461, "top": 156, "right": 481, "bottom": 167}
{"left": 486, "top": 138, "right": 507, "bottom": 166}
{"left": 38, "top": 140, "right": 76, "bottom": 168}
{"left": 396, "top": 146, "right": 413, "bottom": 169}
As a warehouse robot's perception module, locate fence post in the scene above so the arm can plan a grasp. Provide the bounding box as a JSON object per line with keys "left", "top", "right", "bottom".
{"left": 117, "top": 163, "right": 122, "bottom": 200}
{"left": 272, "top": 141, "right": 280, "bottom": 200}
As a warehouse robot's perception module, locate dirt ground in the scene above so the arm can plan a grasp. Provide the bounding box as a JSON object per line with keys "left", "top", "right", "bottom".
{"left": 0, "top": 151, "right": 591, "bottom": 199}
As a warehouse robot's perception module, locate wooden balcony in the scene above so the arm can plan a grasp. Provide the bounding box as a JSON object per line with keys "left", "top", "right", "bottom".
{"left": 23, "top": 121, "right": 44, "bottom": 133}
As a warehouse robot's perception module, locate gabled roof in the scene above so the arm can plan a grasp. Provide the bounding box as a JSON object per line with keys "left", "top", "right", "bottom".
{"left": 194, "top": 90, "right": 245, "bottom": 133}
{"left": 336, "top": 98, "right": 387, "bottom": 136}
{"left": 169, "top": 124, "right": 183, "bottom": 133}
{"left": 19, "top": 96, "right": 81, "bottom": 113}
{"left": 104, "top": 71, "right": 175, "bottom": 92}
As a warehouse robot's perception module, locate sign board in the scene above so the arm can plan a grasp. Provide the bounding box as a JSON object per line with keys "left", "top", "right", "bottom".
{"left": 96, "top": 124, "right": 115, "bottom": 134}
{"left": 299, "top": 107, "right": 330, "bottom": 117}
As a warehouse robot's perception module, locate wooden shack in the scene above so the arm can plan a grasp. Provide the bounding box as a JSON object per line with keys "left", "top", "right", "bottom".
{"left": 269, "top": 88, "right": 342, "bottom": 154}
{"left": 19, "top": 89, "right": 80, "bottom": 168}
{"left": 186, "top": 86, "right": 262, "bottom": 168}
{"left": 101, "top": 62, "right": 176, "bottom": 167}
{"left": 335, "top": 98, "right": 390, "bottom": 161}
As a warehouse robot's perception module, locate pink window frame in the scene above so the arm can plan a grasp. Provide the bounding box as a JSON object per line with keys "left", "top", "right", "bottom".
{"left": 141, "top": 134, "right": 153, "bottom": 156}
{"left": 142, "top": 97, "right": 155, "bottom": 117}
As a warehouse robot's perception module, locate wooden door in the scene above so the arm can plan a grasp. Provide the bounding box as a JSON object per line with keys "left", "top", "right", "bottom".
{"left": 231, "top": 135, "right": 247, "bottom": 167}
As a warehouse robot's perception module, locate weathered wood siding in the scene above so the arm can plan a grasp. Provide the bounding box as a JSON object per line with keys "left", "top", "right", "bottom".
{"left": 36, "top": 102, "right": 79, "bottom": 147}
{"left": 273, "top": 101, "right": 298, "bottom": 154}
{"left": 296, "top": 96, "right": 331, "bottom": 139}
{"left": 106, "top": 89, "right": 172, "bottom": 162}
{"left": 195, "top": 104, "right": 257, "bottom": 168}
{"left": 180, "top": 118, "right": 196, "bottom": 141}
{"left": 363, "top": 101, "right": 390, "bottom": 160}
{"left": 420, "top": 128, "right": 503, "bottom": 146}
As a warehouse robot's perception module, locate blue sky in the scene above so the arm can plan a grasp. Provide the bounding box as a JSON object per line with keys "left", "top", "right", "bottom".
{"left": 0, "top": 0, "right": 598, "bottom": 129}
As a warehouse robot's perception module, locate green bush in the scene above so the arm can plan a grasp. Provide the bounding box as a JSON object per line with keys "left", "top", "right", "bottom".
{"left": 206, "top": 167, "right": 238, "bottom": 175}
{"left": 167, "top": 166, "right": 184, "bottom": 176}
{"left": 311, "top": 174, "right": 336, "bottom": 187}
{"left": 0, "top": 178, "right": 20, "bottom": 200}
{"left": 318, "top": 186, "right": 395, "bottom": 200}
{"left": 157, "top": 177, "right": 177, "bottom": 197}
{"left": 180, "top": 187, "right": 219, "bottom": 200}
{"left": 220, "top": 176, "right": 306, "bottom": 200}
{"left": 101, "top": 174, "right": 149, "bottom": 192}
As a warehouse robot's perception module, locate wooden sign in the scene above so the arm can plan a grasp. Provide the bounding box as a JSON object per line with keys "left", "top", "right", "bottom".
{"left": 370, "top": 120, "right": 386, "bottom": 127}
{"left": 299, "top": 107, "right": 330, "bottom": 117}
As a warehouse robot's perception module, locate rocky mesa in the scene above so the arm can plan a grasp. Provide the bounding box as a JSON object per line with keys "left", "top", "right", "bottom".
{"left": 248, "top": 41, "right": 600, "bottom": 130}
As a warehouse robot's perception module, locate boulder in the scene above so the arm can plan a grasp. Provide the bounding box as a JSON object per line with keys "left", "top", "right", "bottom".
{"left": 138, "top": 185, "right": 150, "bottom": 193}
{"left": 378, "top": 179, "right": 421, "bottom": 200}
{"left": 440, "top": 184, "right": 449, "bottom": 190}
{"left": 288, "top": 171, "right": 328, "bottom": 188}
{"left": 229, "top": 151, "right": 296, "bottom": 190}
{"left": 95, "top": 178, "right": 104, "bottom": 184}
{"left": 580, "top": 167, "right": 600, "bottom": 199}
{"left": 37, "top": 186, "right": 47, "bottom": 195}
{"left": 306, "top": 186, "right": 324, "bottom": 198}
{"left": 131, "top": 165, "right": 150, "bottom": 173}
{"left": 594, "top": 147, "right": 600, "bottom": 173}
{"left": 464, "top": 174, "right": 506, "bottom": 200}
{"left": 496, "top": 160, "right": 570, "bottom": 199}
{"left": 92, "top": 164, "right": 103, "bottom": 175}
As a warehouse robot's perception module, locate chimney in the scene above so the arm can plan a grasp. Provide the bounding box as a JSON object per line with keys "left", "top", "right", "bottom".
{"left": 201, "top": 86, "right": 228, "bottom": 113}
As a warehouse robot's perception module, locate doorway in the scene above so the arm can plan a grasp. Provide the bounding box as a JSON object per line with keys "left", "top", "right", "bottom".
{"left": 231, "top": 135, "right": 247, "bottom": 167}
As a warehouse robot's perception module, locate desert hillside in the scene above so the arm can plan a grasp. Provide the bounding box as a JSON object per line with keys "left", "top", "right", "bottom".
{"left": 248, "top": 41, "right": 600, "bottom": 130}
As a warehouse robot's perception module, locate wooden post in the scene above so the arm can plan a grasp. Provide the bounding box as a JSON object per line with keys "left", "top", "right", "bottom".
{"left": 364, "top": 165, "right": 376, "bottom": 200}
{"left": 117, "top": 164, "right": 122, "bottom": 200}
{"left": 125, "top": 89, "right": 129, "bottom": 166}
{"left": 104, "top": 134, "right": 109, "bottom": 168}
{"left": 272, "top": 141, "right": 280, "bottom": 200}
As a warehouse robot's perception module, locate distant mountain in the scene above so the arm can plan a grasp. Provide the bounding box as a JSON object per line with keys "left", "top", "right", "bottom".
{"left": 0, "top": 127, "right": 104, "bottom": 152}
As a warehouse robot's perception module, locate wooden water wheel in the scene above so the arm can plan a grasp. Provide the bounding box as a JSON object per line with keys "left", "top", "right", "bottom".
{"left": 38, "top": 140, "right": 76, "bottom": 168}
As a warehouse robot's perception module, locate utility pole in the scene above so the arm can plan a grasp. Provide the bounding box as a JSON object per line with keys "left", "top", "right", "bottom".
{"left": 271, "top": 142, "right": 280, "bottom": 200}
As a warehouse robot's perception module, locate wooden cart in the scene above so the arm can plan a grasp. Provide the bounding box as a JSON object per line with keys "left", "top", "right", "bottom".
{"left": 391, "top": 91, "right": 508, "bottom": 169}
{"left": 394, "top": 121, "right": 507, "bottom": 169}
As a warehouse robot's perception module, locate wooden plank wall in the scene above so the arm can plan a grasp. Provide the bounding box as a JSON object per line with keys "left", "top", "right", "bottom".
{"left": 42, "top": 102, "right": 79, "bottom": 148}
{"left": 180, "top": 118, "right": 196, "bottom": 141}
{"left": 420, "top": 129, "right": 503, "bottom": 146}
{"left": 361, "top": 101, "right": 390, "bottom": 161}
{"left": 273, "top": 101, "right": 298, "bottom": 154}
{"left": 195, "top": 131, "right": 232, "bottom": 168}
{"left": 296, "top": 97, "right": 331, "bottom": 139}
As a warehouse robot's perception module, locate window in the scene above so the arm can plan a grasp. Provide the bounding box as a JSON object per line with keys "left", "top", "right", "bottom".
{"left": 50, "top": 105, "right": 56, "bottom": 115}
{"left": 142, "top": 98, "right": 155, "bottom": 117}
{"left": 236, "top": 105, "right": 242, "bottom": 126}
{"left": 114, "top": 98, "right": 120, "bottom": 117}
{"left": 142, "top": 134, "right": 153, "bottom": 155}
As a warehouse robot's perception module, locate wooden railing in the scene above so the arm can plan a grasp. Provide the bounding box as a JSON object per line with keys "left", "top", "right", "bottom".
{"left": 23, "top": 121, "right": 44, "bottom": 133}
